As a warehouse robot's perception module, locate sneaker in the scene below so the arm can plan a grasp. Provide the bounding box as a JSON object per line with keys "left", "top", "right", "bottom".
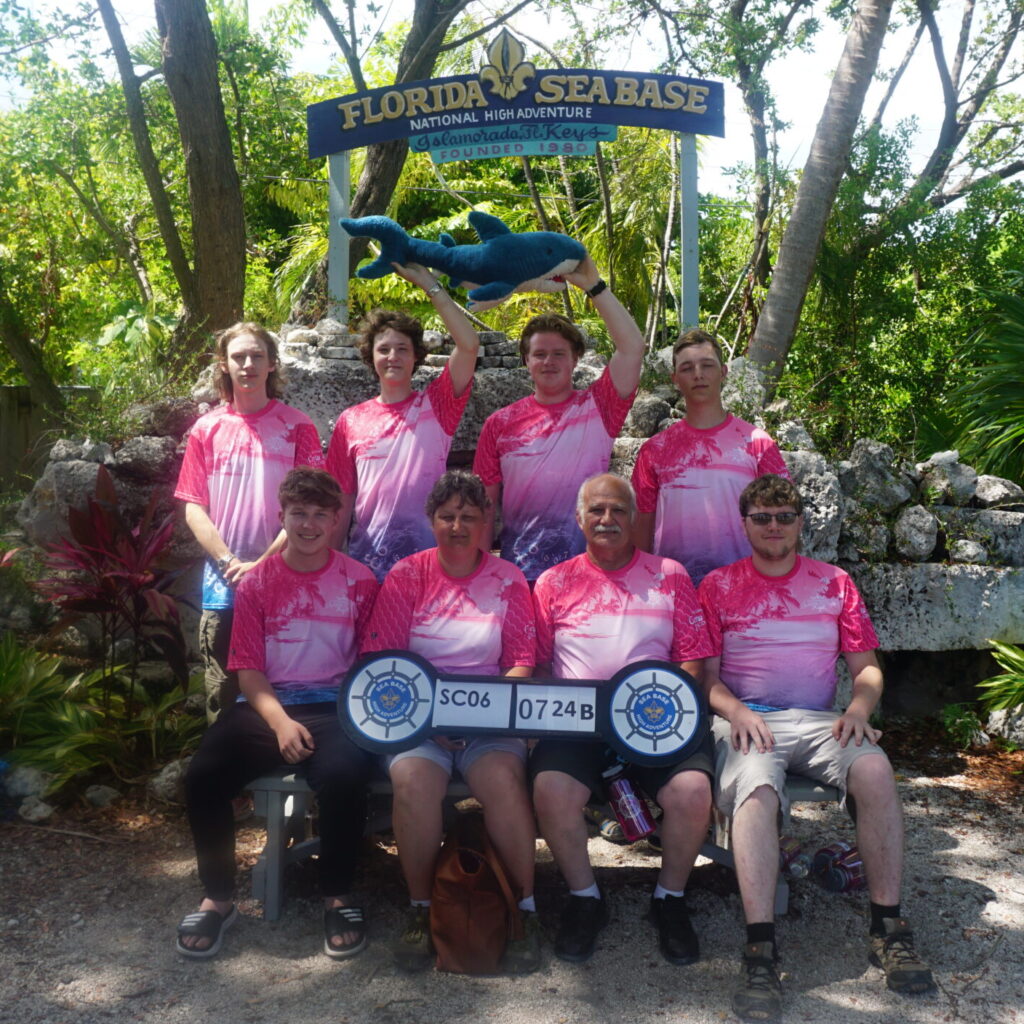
{"left": 503, "top": 909, "right": 543, "bottom": 974}
{"left": 393, "top": 905, "right": 433, "bottom": 971}
{"left": 648, "top": 894, "right": 699, "bottom": 965}
{"left": 869, "top": 917, "right": 935, "bottom": 994}
{"left": 553, "top": 895, "right": 609, "bottom": 963}
{"left": 732, "top": 941, "right": 782, "bottom": 1022}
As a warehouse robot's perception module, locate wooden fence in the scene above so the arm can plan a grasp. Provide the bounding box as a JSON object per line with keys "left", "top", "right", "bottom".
{"left": 0, "top": 386, "right": 97, "bottom": 494}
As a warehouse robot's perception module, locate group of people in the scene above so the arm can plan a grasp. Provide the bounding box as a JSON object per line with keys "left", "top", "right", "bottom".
{"left": 172, "top": 255, "right": 934, "bottom": 1022}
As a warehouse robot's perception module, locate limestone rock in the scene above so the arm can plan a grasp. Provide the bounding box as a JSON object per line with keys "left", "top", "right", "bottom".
{"left": 781, "top": 450, "right": 842, "bottom": 563}
{"left": 837, "top": 498, "right": 889, "bottom": 562}
{"left": 84, "top": 784, "right": 121, "bottom": 808}
{"left": 721, "top": 356, "right": 767, "bottom": 423}
{"left": 18, "top": 796, "right": 54, "bottom": 823}
{"left": 917, "top": 450, "right": 977, "bottom": 505}
{"left": 623, "top": 396, "right": 672, "bottom": 439}
{"left": 314, "top": 317, "right": 346, "bottom": 338}
{"left": 950, "top": 539, "right": 988, "bottom": 564}
{"left": 847, "top": 563, "right": 1024, "bottom": 650}
{"left": 610, "top": 438, "right": 644, "bottom": 479}
{"left": 114, "top": 436, "right": 179, "bottom": 482}
{"left": 283, "top": 327, "right": 320, "bottom": 347}
{"left": 934, "top": 508, "right": 1024, "bottom": 566}
{"left": 422, "top": 329, "right": 446, "bottom": 352}
{"left": 322, "top": 346, "right": 360, "bottom": 360}
{"left": 17, "top": 460, "right": 104, "bottom": 547}
{"left": 975, "top": 475, "right": 1024, "bottom": 508}
{"left": 893, "top": 505, "right": 939, "bottom": 561}
{"left": 650, "top": 345, "right": 674, "bottom": 375}
{"left": 841, "top": 440, "right": 913, "bottom": 512}
{"left": 148, "top": 757, "right": 192, "bottom": 804}
{"left": 5, "top": 765, "right": 51, "bottom": 799}
{"left": 281, "top": 357, "right": 377, "bottom": 440}
{"left": 123, "top": 398, "right": 199, "bottom": 440}
{"left": 986, "top": 706, "right": 1024, "bottom": 747}
{"left": 776, "top": 420, "right": 816, "bottom": 451}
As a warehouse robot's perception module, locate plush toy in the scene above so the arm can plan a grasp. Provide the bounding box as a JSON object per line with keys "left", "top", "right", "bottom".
{"left": 339, "top": 211, "right": 585, "bottom": 311}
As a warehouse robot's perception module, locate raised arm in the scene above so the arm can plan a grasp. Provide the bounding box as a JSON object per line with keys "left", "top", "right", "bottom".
{"left": 392, "top": 260, "right": 479, "bottom": 397}
{"left": 565, "top": 254, "right": 644, "bottom": 399}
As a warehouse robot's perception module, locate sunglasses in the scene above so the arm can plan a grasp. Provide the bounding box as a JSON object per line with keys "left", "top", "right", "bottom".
{"left": 745, "top": 512, "right": 799, "bottom": 525}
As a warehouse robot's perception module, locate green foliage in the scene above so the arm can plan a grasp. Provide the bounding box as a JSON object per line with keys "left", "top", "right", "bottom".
{"left": 940, "top": 702, "right": 986, "bottom": 750}
{"left": 0, "top": 632, "right": 205, "bottom": 795}
{"left": 977, "top": 640, "right": 1024, "bottom": 712}
{"left": 942, "top": 287, "right": 1024, "bottom": 483}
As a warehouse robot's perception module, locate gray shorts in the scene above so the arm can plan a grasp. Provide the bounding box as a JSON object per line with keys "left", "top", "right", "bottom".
{"left": 713, "top": 709, "right": 890, "bottom": 817}
{"left": 387, "top": 736, "right": 527, "bottom": 778}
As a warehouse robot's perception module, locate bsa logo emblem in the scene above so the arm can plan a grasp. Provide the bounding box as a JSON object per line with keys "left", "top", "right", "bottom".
{"left": 345, "top": 653, "right": 435, "bottom": 745}
{"left": 608, "top": 663, "right": 702, "bottom": 759}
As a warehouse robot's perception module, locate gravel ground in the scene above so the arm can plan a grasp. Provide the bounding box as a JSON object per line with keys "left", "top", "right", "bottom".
{"left": 2, "top": 767, "right": 1022, "bottom": 1024}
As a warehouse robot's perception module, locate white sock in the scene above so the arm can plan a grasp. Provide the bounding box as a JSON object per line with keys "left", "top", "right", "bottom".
{"left": 410, "top": 899, "right": 430, "bottom": 908}
{"left": 518, "top": 895, "right": 536, "bottom": 912}
{"left": 570, "top": 884, "right": 601, "bottom": 900}
{"left": 653, "top": 883, "right": 685, "bottom": 900}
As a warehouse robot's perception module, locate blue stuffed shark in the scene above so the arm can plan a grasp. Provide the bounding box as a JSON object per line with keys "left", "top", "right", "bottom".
{"left": 339, "top": 211, "right": 585, "bottom": 311}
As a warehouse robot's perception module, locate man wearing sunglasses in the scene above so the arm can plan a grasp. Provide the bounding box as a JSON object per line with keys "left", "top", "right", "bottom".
{"left": 631, "top": 329, "right": 789, "bottom": 587}
{"left": 699, "top": 475, "right": 934, "bottom": 1022}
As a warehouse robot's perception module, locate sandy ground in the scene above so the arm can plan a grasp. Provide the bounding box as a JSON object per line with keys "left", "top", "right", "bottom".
{"left": 2, "top": 767, "right": 1022, "bottom": 1024}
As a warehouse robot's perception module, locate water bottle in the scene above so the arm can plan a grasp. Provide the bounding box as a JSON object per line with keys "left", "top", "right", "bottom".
{"left": 778, "top": 836, "right": 812, "bottom": 878}
{"left": 812, "top": 840, "right": 852, "bottom": 876}
{"left": 822, "top": 846, "right": 866, "bottom": 892}
{"left": 601, "top": 760, "right": 656, "bottom": 842}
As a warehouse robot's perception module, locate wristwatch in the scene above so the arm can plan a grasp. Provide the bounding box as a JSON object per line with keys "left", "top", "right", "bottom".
{"left": 216, "top": 553, "right": 235, "bottom": 571}
{"left": 587, "top": 278, "right": 608, "bottom": 298}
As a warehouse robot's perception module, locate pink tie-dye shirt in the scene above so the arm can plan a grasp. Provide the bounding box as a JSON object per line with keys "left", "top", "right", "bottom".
{"left": 326, "top": 366, "right": 471, "bottom": 581}
{"left": 174, "top": 400, "right": 325, "bottom": 609}
{"left": 533, "top": 550, "right": 713, "bottom": 682}
{"left": 227, "top": 550, "right": 378, "bottom": 705}
{"left": 362, "top": 549, "right": 535, "bottom": 676}
{"left": 632, "top": 415, "right": 788, "bottom": 587}
{"left": 698, "top": 556, "right": 878, "bottom": 711}
{"left": 473, "top": 367, "right": 635, "bottom": 580}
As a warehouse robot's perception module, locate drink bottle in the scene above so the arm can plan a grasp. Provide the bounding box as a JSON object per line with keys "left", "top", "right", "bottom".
{"left": 601, "top": 760, "right": 656, "bottom": 842}
{"left": 778, "top": 836, "right": 812, "bottom": 878}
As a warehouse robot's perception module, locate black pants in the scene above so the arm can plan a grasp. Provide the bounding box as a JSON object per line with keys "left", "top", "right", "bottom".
{"left": 185, "top": 701, "right": 372, "bottom": 900}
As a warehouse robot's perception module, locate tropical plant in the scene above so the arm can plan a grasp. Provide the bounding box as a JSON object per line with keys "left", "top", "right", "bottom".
{"left": 0, "top": 631, "right": 205, "bottom": 794}
{"left": 977, "top": 640, "right": 1024, "bottom": 712}
{"left": 944, "top": 288, "right": 1024, "bottom": 483}
{"left": 939, "top": 702, "right": 987, "bottom": 750}
{"left": 34, "top": 464, "right": 191, "bottom": 700}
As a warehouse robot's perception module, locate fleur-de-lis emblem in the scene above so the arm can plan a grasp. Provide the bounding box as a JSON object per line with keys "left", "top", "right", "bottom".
{"left": 641, "top": 700, "right": 666, "bottom": 723}
{"left": 479, "top": 28, "right": 535, "bottom": 100}
{"left": 379, "top": 688, "right": 401, "bottom": 710}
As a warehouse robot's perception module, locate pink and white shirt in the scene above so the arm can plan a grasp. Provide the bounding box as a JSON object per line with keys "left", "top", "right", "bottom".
{"left": 175, "top": 400, "right": 324, "bottom": 609}
{"left": 632, "top": 415, "right": 788, "bottom": 586}
{"left": 228, "top": 550, "right": 378, "bottom": 705}
{"left": 473, "top": 367, "right": 635, "bottom": 580}
{"left": 533, "top": 550, "right": 713, "bottom": 682}
{"left": 327, "top": 366, "right": 471, "bottom": 581}
{"left": 698, "top": 556, "right": 878, "bottom": 711}
{"left": 362, "top": 549, "right": 535, "bottom": 676}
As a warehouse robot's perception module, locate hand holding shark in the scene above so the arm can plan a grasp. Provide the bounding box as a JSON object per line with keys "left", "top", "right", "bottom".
{"left": 338, "top": 211, "right": 586, "bottom": 311}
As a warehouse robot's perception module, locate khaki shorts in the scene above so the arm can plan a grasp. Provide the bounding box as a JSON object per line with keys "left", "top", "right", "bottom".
{"left": 713, "top": 709, "right": 890, "bottom": 818}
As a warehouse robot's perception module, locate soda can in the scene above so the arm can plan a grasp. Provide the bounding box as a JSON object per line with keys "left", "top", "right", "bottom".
{"left": 812, "top": 840, "right": 852, "bottom": 876}
{"left": 778, "top": 835, "right": 802, "bottom": 871}
{"left": 823, "top": 846, "right": 866, "bottom": 892}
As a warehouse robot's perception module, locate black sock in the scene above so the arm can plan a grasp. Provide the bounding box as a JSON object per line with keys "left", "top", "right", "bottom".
{"left": 870, "top": 902, "right": 900, "bottom": 936}
{"left": 746, "top": 922, "right": 776, "bottom": 949}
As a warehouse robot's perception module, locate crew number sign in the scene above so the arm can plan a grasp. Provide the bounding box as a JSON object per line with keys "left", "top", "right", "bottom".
{"left": 340, "top": 651, "right": 705, "bottom": 767}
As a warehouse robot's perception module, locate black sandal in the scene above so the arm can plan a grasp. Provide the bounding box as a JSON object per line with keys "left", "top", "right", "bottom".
{"left": 323, "top": 905, "right": 368, "bottom": 960}
{"left": 175, "top": 905, "right": 238, "bottom": 959}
